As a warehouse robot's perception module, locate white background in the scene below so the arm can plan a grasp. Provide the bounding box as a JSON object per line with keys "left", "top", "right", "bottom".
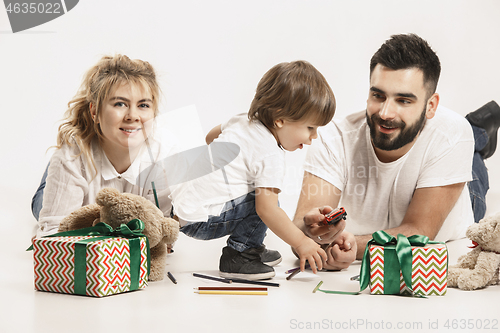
{"left": 1, "top": 0, "right": 500, "bottom": 247}
{"left": 1, "top": 2, "right": 500, "bottom": 332}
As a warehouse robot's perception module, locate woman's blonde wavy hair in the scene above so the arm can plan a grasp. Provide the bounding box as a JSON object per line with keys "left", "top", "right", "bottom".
{"left": 56, "top": 54, "right": 160, "bottom": 175}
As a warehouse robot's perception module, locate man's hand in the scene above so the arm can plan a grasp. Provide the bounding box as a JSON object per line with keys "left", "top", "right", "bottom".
{"left": 303, "top": 206, "right": 346, "bottom": 245}
{"left": 322, "top": 231, "right": 357, "bottom": 270}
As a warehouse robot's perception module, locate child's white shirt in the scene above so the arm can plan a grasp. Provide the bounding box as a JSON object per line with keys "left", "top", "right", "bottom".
{"left": 170, "top": 114, "right": 285, "bottom": 225}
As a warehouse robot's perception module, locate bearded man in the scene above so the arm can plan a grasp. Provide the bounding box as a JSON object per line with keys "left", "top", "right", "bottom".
{"left": 292, "top": 33, "right": 500, "bottom": 267}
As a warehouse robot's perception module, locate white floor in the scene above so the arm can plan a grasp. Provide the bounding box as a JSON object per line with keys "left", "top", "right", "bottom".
{"left": 2, "top": 1, "right": 500, "bottom": 331}
{"left": 2, "top": 158, "right": 500, "bottom": 333}
{"left": 2, "top": 206, "right": 500, "bottom": 333}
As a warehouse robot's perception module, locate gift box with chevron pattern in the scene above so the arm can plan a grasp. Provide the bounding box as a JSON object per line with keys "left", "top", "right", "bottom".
{"left": 369, "top": 243, "right": 448, "bottom": 296}
{"left": 33, "top": 235, "right": 148, "bottom": 297}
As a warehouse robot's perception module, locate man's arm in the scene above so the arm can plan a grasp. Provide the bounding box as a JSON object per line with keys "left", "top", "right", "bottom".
{"left": 293, "top": 172, "right": 356, "bottom": 270}
{"left": 295, "top": 173, "right": 465, "bottom": 264}
{"left": 354, "top": 182, "right": 466, "bottom": 259}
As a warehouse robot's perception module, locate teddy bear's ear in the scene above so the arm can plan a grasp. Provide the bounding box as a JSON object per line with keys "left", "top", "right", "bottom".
{"left": 96, "top": 188, "right": 121, "bottom": 207}
{"left": 468, "top": 216, "right": 499, "bottom": 244}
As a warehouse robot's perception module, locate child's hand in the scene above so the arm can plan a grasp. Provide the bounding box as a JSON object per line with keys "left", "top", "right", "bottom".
{"left": 294, "top": 236, "right": 328, "bottom": 273}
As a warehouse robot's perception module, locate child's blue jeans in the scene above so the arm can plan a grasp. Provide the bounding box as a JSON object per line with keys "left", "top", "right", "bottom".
{"left": 178, "top": 191, "right": 268, "bottom": 252}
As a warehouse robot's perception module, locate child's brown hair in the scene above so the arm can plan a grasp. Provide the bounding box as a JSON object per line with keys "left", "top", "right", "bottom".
{"left": 248, "top": 60, "right": 336, "bottom": 129}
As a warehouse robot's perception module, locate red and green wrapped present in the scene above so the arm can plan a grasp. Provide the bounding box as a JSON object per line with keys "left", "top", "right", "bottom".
{"left": 31, "top": 220, "right": 150, "bottom": 297}
{"left": 359, "top": 231, "right": 447, "bottom": 296}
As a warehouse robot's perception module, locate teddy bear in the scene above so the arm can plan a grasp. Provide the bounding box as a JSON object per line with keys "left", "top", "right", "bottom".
{"left": 58, "top": 187, "right": 179, "bottom": 281}
{"left": 448, "top": 212, "right": 500, "bottom": 290}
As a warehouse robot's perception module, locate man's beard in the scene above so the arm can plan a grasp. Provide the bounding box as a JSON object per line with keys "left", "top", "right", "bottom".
{"left": 366, "top": 107, "right": 427, "bottom": 151}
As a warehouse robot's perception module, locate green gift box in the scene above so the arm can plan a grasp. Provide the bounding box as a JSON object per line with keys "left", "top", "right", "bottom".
{"left": 361, "top": 231, "right": 448, "bottom": 296}
{"left": 32, "top": 220, "right": 150, "bottom": 297}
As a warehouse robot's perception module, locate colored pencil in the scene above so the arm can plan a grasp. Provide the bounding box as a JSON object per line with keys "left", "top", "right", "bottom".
{"left": 194, "top": 290, "right": 268, "bottom": 295}
{"left": 285, "top": 267, "right": 300, "bottom": 274}
{"left": 196, "top": 287, "right": 267, "bottom": 291}
{"left": 167, "top": 272, "right": 177, "bottom": 284}
{"left": 312, "top": 281, "right": 324, "bottom": 293}
{"left": 285, "top": 264, "right": 310, "bottom": 274}
{"left": 151, "top": 181, "right": 160, "bottom": 208}
{"left": 192, "top": 273, "right": 232, "bottom": 284}
{"left": 286, "top": 269, "right": 301, "bottom": 280}
{"left": 231, "top": 279, "right": 280, "bottom": 288}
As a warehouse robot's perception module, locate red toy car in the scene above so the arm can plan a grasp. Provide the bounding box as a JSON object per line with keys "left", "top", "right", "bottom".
{"left": 323, "top": 207, "right": 347, "bottom": 226}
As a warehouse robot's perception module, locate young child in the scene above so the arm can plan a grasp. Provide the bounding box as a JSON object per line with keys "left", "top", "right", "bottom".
{"left": 32, "top": 55, "right": 173, "bottom": 238}
{"left": 170, "top": 61, "right": 336, "bottom": 280}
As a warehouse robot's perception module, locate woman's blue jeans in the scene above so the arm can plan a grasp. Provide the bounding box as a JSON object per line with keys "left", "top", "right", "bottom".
{"left": 31, "top": 163, "right": 48, "bottom": 221}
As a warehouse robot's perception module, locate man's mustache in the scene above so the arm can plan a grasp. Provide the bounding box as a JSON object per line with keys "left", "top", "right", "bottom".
{"left": 371, "top": 114, "right": 405, "bottom": 129}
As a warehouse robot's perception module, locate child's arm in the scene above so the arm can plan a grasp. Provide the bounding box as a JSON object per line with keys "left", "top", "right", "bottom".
{"left": 255, "top": 187, "right": 327, "bottom": 273}
{"left": 206, "top": 125, "right": 222, "bottom": 144}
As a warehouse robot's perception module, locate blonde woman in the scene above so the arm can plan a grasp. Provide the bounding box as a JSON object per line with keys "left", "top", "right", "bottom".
{"left": 32, "top": 55, "right": 172, "bottom": 238}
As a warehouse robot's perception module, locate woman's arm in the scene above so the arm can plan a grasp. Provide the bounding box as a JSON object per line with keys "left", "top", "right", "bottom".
{"left": 36, "top": 148, "right": 88, "bottom": 237}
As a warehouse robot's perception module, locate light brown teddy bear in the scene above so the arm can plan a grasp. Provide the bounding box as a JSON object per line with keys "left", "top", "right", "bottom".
{"left": 58, "top": 187, "right": 179, "bottom": 281}
{"left": 448, "top": 212, "right": 500, "bottom": 290}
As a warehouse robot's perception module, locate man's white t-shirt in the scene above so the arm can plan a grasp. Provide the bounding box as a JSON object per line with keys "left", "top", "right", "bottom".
{"left": 170, "top": 114, "right": 285, "bottom": 224}
{"left": 304, "top": 106, "right": 474, "bottom": 241}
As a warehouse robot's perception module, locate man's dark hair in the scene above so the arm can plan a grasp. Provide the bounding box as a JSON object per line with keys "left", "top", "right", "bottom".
{"left": 370, "top": 33, "right": 441, "bottom": 96}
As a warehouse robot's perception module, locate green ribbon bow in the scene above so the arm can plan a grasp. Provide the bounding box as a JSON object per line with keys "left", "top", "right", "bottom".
{"left": 29, "top": 219, "right": 150, "bottom": 296}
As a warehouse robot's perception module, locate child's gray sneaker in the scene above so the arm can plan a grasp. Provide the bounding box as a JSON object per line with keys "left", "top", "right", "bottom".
{"left": 219, "top": 246, "right": 275, "bottom": 280}
{"left": 258, "top": 245, "right": 282, "bottom": 267}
